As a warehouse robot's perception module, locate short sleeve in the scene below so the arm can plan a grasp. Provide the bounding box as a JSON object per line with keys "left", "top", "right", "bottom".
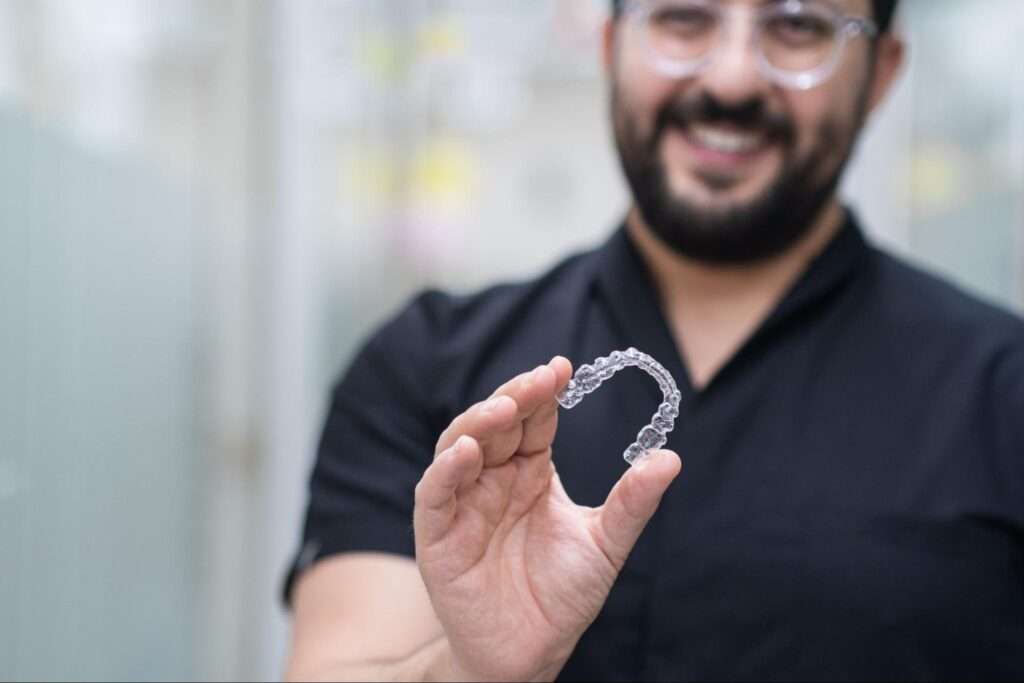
{"left": 283, "top": 292, "right": 449, "bottom": 604}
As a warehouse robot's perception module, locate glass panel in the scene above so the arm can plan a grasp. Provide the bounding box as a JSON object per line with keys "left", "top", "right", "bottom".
{"left": 0, "top": 1, "right": 243, "bottom": 679}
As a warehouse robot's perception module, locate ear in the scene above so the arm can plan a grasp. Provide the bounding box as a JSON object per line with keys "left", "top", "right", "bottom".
{"left": 865, "top": 31, "right": 906, "bottom": 117}
{"left": 601, "top": 17, "right": 616, "bottom": 75}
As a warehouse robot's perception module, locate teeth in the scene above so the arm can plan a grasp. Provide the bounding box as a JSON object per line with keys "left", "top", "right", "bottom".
{"left": 689, "top": 124, "right": 764, "bottom": 154}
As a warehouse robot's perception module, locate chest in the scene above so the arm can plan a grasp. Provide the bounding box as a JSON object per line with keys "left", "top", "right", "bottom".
{"left": 552, "top": 353, "right": 1024, "bottom": 680}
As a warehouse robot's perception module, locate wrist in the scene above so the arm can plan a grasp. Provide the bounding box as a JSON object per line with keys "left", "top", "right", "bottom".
{"left": 416, "top": 636, "right": 495, "bottom": 683}
{"left": 440, "top": 636, "right": 576, "bottom": 683}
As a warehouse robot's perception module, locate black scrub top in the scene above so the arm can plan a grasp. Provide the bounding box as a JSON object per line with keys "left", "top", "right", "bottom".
{"left": 287, "top": 212, "right": 1024, "bottom": 681}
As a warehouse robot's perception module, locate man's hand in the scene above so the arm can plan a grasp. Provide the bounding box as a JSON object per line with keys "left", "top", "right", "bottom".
{"left": 414, "top": 356, "right": 682, "bottom": 682}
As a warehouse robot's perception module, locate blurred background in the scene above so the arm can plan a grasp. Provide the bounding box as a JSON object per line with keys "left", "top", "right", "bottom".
{"left": 1, "top": 0, "right": 1022, "bottom": 679}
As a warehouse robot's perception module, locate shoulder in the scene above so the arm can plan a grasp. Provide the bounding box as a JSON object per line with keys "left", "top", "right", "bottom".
{"left": 399, "top": 247, "right": 599, "bottom": 338}
{"left": 865, "top": 247, "right": 1024, "bottom": 349}
{"left": 347, "top": 241, "right": 604, "bottom": 409}
{"left": 863, "top": 247, "right": 1024, "bottom": 424}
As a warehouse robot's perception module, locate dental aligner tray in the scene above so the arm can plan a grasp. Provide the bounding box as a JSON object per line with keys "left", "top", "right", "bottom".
{"left": 557, "top": 348, "right": 681, "bottom": 466}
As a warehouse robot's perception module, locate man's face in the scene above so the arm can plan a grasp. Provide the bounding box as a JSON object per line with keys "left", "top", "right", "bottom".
{"left": 609, "top": 0, "right": 892, "bottom": 263}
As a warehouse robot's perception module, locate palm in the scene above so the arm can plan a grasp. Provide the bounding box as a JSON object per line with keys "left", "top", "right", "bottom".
{"left": 419, "top": 449, "right": 619, "bottom": 679}
{"left": 413, "top": 359, "right": 680, "bottom": 682}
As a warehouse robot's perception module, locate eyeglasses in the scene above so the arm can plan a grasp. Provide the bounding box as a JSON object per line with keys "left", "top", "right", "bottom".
{"left": 622, "top": 0, "right": 879, "bottom": 90}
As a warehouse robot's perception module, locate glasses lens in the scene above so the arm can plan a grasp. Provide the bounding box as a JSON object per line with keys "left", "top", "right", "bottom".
{"left": 644, "top": 1, "right": 721, "bottom": 65}
{"left": 759, "top": 4, "right": 840, "bottom": 74}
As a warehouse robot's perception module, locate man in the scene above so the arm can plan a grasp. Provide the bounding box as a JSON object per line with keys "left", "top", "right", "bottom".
{"left": 285, "top": 0, "right": 1024, "bottom": 680}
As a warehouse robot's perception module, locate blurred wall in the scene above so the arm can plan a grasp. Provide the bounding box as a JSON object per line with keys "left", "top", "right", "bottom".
{"left": 0, "top": 106, "right": 200, "bottom": 679}
{"left": 1, "top": 1, "right": 1022, "bottom": 680}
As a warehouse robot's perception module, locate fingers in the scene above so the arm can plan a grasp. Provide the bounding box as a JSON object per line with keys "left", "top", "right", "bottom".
{"left": 414, "top": 436, "right": 484, "bottom": 547}
{"left": 548, "top": 355, "right": 574, "bottom": 391}
{"left": 593, "top": 450, "right": 682, "bottom": 571}
{"left": 517, "top": 356, "right": 573, "bottom": 456}
{"left": 487, "top": 355, "right": 572, "bottom": 406}
{"left": 435, "top": 356, "right": 574, "bottom": 467}
{"left": 435, "top": 394, "right": 519, "bottom": 459}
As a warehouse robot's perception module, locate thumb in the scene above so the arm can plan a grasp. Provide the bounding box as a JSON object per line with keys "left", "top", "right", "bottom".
{"left": 593, "top": 450, "right": 682, "bottom": 570}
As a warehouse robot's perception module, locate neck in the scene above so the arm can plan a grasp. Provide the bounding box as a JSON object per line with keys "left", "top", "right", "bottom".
{"left": 626, "top": 198, "right": 845, "bottom": 388}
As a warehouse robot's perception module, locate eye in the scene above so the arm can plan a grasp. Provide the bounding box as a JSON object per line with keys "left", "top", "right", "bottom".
{"left": 764, "top": 11, "right": 835, "bottom": 47}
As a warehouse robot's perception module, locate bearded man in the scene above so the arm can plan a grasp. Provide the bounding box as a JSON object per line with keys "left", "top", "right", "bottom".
{"left": 285, "top": 1, "right": 1024, "bottom": 679}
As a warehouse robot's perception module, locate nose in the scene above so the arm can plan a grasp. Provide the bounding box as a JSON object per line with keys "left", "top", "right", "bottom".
{"left": 696, "top": 10, "right": 771, "bottom": 106}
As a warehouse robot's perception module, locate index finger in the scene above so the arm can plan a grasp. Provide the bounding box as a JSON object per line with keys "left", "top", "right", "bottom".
{"left": 517, "top": 356, "right": 573, "bottom": 457}
{"left": 434, "top": 356, "right": 572, "bottom": 464}
{"left": 487, "top": 356, "right": 572, "bottom": 411}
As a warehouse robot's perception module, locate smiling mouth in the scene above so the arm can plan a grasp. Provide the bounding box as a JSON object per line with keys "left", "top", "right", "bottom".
{"left": 684, "top": 123, "right": 771, "bottom": 156}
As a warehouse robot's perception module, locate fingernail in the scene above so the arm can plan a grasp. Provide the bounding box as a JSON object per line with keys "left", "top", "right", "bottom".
{"left": 454, "top": 435, "right": 468, "bottom": 454}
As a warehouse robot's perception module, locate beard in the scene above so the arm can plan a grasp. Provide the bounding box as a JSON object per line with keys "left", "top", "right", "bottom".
{"left": 612, "top": 85, "right": 866, "bottom": 265}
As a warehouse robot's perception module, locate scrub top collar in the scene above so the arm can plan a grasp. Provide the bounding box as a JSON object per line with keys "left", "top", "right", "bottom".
{"left": 594, "top": 210, "right": 872, "bottom": 399}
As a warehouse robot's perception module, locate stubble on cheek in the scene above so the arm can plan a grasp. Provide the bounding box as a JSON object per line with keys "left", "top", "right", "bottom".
{"left": 608, "top": 47, "right": 876, "bottom": 258}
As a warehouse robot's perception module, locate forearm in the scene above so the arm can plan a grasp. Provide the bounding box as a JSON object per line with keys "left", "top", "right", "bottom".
{"left": 285, "top": 635, "right": 466, "bottom": 683}
{"left": 287, "top": 633, "right": 571, "bottom": 683}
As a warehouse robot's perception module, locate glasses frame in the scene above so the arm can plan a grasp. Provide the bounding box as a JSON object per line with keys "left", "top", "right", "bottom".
{"left": 624, "top": 0, "right": 879, "bottom": 91}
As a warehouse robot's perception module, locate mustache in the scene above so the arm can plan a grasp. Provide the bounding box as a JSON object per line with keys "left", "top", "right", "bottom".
{"left": 652, "top": 92, "right": 795, "bottom": 149}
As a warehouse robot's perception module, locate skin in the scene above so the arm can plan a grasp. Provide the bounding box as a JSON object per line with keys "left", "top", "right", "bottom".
{"left": 610, "top": 0, "right": 905, "bottom": 386}
{"left": 288, "top": 359, "right": 681, "bottom": 681}
{"left": 286, "top": 1, "right": 905, "bottom": 680}
{"left": 612, "top": 0, "right": 898, "bottom": 230}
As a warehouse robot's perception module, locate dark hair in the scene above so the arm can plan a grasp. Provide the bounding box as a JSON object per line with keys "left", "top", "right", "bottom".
{"left": 611, "top": 0, "right": 900, "bottom": 33}
{"left": 871, "top": 0, "right": 899, "bottom": 33}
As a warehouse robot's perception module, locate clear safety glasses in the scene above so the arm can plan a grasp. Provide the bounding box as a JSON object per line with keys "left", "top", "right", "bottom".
{"left": 622, "top": 0, "right": 879, "bottom": 90}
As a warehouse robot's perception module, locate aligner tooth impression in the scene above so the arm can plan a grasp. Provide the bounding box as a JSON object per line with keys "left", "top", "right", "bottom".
{"left": 556, "top": 348, "right": 681, "bottom": 466}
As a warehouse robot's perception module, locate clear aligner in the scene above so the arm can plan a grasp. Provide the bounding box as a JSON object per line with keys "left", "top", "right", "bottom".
{"left": 556, "top": 348, "right": 681, "bottom": 466}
